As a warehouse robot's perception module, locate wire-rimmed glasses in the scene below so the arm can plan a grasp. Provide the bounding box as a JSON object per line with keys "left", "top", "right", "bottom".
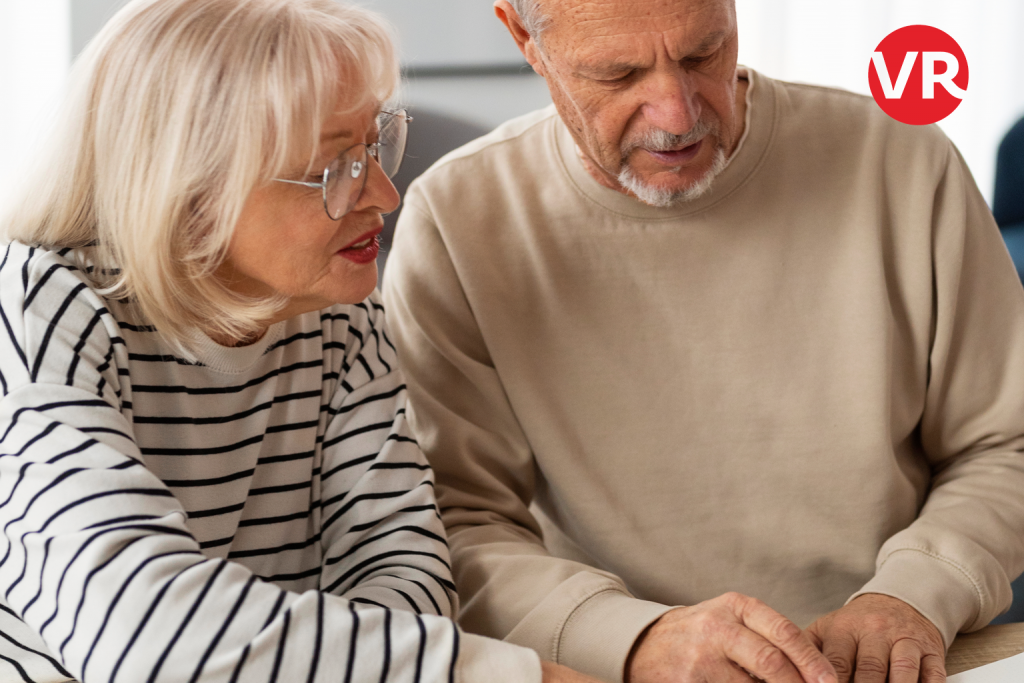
{"left": 274, "top": 108, "right": 412, "bottom": 220}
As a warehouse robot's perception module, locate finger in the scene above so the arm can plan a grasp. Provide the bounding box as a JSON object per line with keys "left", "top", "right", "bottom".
{"left": 819, "top": 627, "right": 857, "bottom": 683}
{"left": 737, "top": 597, "right": 837, "bottom": 683}
{"left": 888, "top": 638, "right": 923, "bottom": 683}
{"left": 804, "top": 622, "right": 824, "bottom": 651}
{"left": 720, "top": 622, "right": 806, "bottom": 683}
{"left": 724, "top": 662, "right": 771, "bottom": 683}
{"left": 851, "top": 636, "right": 890, "bottom": 683}
{"left": 920, "top": 652, "right": 947, "bottom": 683}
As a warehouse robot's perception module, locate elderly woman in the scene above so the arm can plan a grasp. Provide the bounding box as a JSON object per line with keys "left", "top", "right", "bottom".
{"left": 0, "top": 1, "right": 595, "bottom": 682}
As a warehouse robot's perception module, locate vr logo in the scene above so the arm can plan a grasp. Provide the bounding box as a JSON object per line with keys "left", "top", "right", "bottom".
{"left": 868, "top": 25, "right": 969, "bottom": 125}
{"left": 871, "top": 52, "right": 967, "bottom": 100}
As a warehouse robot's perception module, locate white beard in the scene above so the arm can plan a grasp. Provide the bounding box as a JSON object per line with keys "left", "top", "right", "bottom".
{"left": 616, "top": 121, "right": 729, "bottom": 208}
{"left": 617, "top": 146, "right": 728, "bottom": 208}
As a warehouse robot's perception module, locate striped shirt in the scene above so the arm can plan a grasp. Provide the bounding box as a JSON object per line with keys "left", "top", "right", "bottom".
{"left": 0, "top": 242, "right": 537, "bottom": 683}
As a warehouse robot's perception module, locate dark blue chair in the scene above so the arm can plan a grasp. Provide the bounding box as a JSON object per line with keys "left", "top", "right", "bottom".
{"left": 992, "top": 580, "right": 1024, "bottom": 624}
{"left": 988, "top": 116, "right": 1024, "bottom": 625}
{"left": 993, "top": 116, "right": 1024, "bottom": 280}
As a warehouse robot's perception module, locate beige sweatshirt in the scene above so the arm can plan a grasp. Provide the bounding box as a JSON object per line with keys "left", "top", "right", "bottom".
{"left": 382, "top": 68, "right": 1024, "bottom": 683}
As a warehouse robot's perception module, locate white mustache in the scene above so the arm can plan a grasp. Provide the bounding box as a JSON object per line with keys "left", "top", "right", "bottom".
{"left": 621, "top": 118, "right": 716, "bottom": 156}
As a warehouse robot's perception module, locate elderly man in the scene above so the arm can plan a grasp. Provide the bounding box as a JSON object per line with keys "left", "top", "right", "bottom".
{"left": 382, "top": 1, "right": 1024, "bottom": 682}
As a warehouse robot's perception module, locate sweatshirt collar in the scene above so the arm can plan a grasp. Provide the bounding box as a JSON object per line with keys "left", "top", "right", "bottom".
{"left": 186, "top": 321, "right": 287, "bottom": 374}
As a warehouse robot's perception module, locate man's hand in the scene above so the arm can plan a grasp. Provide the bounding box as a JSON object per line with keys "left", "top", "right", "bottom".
{"left": 805, "top": 594, "right": 945, "bottom": 683}
{"left": 542, "top": 661, "right": 603, "bottom": 683}
{"left": 627, "top": 592, "right": 838, "bottom": 683}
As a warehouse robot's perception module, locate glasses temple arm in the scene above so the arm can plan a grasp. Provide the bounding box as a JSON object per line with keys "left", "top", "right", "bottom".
{"left": 273, "top": 178, "right": 324, "bottom": 189}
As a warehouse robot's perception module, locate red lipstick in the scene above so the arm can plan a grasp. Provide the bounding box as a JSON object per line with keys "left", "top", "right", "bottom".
{"left": 338, "top": 229, "right": 381, "bottom": 265}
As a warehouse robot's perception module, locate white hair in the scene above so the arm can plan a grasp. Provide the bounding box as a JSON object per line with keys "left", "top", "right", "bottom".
{"left": 616, "top": 121, "right": 730, "bottom": 207}
{"left": 2, "top": 0, "right": 399, "bottom": 355}
{"left": 509, "top": 0, "right": 550, "bottom": 38}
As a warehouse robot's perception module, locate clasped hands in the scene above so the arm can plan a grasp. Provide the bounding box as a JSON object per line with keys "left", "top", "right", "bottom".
{"left": 628, "top": 592, "right": 945, "bottom": 683}
{"left": 544, "top": 592, "right": 945, "bottom": 683}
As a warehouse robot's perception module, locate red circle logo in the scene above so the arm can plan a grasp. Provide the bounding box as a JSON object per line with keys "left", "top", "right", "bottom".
{"left": 868, "top": 25, "right": 968, "bottom": 125}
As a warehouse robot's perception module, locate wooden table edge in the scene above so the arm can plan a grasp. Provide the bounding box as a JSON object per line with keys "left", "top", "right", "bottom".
{"left": 946, "top": 622, "right": 1024, "bottom": 676}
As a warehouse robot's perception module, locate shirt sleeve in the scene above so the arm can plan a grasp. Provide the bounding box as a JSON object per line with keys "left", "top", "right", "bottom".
{"left": 383, "top": 194, "right": 672, "bottom": 683}
{"left": 318, "top": 297, "right": 458, "bottom": 617}
{"left": 0, "top": 245, "right": 541, "bottom": 683}
{"left": 849, "top": 141, "right": 1024, "bottom": 647}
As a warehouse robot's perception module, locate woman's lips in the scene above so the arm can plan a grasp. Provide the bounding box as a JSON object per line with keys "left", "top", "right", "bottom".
{"left": 646, "top": 139, "right": 703, "bottom": 166}
{"left": 338, "top": 231, "right": 381, "bottom": 265}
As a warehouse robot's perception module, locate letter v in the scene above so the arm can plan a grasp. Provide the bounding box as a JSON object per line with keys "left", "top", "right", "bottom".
{"left": 871, "top": 51, "right": 918, "bottom": 99}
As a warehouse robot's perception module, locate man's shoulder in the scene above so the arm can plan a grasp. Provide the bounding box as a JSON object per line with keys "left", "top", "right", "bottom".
{"left": 755, "top": 72, "right": 954, "bottom": 176}
{"left": 410, "top": 105, "right": 560, "bottom": 190}
{"left": 767, "top": 74, "right": 952, "bottom": 149}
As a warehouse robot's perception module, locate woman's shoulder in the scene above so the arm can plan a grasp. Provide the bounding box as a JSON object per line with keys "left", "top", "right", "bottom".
{"left": 317, "top": 289, "right": 389, "bottom": 343}
{"left": 1, "top": 241, "right": 101, "bottom": 302}
{"left": 0, "top": 242, "right": 120, "bottom": 330}
{"left": 314, "top": 289, "right": 401, "bottom": 389}
{"left": 0, "top": 242, "right": 126, "bottom": 394}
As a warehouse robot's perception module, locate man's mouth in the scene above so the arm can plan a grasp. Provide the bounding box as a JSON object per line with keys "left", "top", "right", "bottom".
{"left": 645, "top": 140, "right": 703, "bottom": 166}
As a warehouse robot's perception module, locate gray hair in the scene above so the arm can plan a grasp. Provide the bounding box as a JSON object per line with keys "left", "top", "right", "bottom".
{"left": 509, "top": 0, "right": 550, "bottom": 38}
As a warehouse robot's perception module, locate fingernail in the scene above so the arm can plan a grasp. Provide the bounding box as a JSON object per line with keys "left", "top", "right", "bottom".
{"left": 819, "top": 675, "right": 837, "bottom": 683}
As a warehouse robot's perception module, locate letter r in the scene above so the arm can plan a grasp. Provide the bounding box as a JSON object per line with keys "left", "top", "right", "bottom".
{"left": 922, "top": 52, "right": 967, "bottom": 99}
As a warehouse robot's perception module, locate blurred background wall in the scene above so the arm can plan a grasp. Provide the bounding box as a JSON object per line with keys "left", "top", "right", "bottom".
{"left": 2, "top": 0, "right": 1023, "bottom": 213}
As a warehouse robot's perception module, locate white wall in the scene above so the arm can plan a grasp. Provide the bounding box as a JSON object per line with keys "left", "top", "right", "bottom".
{"left": 0, "top": 0, "right": 71, "bottom": 214}
{"left": 72, "top": 0, "right": 128, "bottom": 57}
{"left": 2, "top": 1, "right": 1022, "bottom": 216}
{"left": 354, "top": 0, "right": 524, "bottom": 68}
{"left": 353, "top": 0, "right": 553, "bottom": 130}
{"left": 735, "top": 0, "right": 1024, "bottom": 202}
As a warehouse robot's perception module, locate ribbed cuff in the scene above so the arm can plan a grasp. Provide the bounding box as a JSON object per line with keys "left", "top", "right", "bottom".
{"left": 457, "top": 632, "right": 541, "bottom": 683}
{"left": 849, "top": 548, "right": 983, "bottom": 648}
{"left": 557, "top": 590, "right": 673, "bottom": 683}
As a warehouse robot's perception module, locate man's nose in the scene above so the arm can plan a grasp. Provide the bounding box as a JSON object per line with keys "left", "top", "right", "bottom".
{"left": 640, "top": 69, "right": 701, "bottom": 136}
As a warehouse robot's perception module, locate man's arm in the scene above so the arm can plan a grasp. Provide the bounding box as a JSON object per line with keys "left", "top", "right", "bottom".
{"left": 383, "top": 187, "right": 836, "bottom": 683}
{"left": 808, "top": 140, "right": 1024, "bottom": 682}
{"left": 383, "top": 192, "right": 668, "bottom": 681}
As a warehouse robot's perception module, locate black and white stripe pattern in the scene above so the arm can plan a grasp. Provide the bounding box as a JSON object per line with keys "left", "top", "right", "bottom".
{"left": 0, "top": 242, "right": 463, "bottom": 683}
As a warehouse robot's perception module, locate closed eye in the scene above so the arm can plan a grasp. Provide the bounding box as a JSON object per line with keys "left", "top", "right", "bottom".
{"left": 684, "top": 53, "right": 716, "bottom": 68}
{"left": 599, "top": 70, "right": 637, "bottom": 85}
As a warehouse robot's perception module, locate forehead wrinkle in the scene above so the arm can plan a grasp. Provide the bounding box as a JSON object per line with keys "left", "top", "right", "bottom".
{"left": 550, "top": 0, "right": 725, "bottom": 33}
{"left": 565, "top": 5, "right": 734, "bottom": 74}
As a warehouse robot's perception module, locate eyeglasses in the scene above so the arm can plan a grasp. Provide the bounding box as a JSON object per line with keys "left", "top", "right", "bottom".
{"left": 273, "top": 109, "right": 412, "bottom": 220}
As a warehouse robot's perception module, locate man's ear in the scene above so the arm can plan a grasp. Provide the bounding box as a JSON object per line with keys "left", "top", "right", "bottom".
{"left": 494, "top": 0, "right": 547, "bottom": 77}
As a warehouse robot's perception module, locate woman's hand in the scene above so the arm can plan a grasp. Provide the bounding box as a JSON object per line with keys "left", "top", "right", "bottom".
{"left": 542, "top": 661, "right": 605, "bottom": 683}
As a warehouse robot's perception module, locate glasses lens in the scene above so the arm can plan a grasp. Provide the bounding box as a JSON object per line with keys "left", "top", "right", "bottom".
{"left": 324, "top": 145, "right": 369, "bottom": 220}
{"left": 377, "top": 110, "right": 409, "bottom": 178}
